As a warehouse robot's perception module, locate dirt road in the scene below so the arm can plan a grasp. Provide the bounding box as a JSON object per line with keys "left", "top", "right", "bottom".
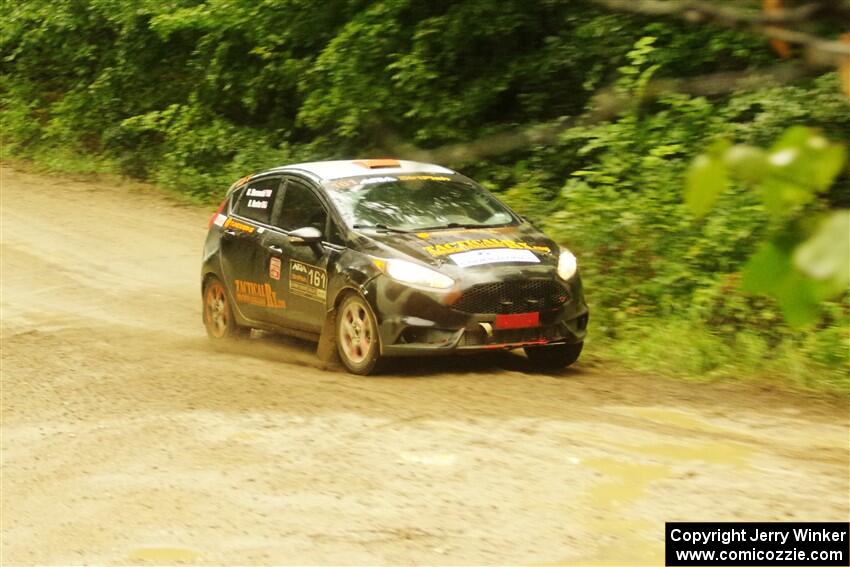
{"left": 1, "top": 164, "right": 847, "bottom": 565}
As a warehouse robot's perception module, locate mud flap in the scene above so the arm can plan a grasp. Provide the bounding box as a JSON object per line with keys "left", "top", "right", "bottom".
{"left": 316, "top": 307, "right": 339, "bottom": 366}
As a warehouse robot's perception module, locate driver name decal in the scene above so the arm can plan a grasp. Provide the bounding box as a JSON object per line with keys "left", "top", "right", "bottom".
{"left": 289, "top": 260, "right": 327, "bottom": 302}
{"left": 424, "top": 238, "right": 550, "bottom": 257}
{"left": 450, "top": 248, "right": 540, "bottom": 267}
{"left": 246, "top": 186, "right": 273, "bottom": 209}
{"left": 234, "top": 279, "right": 285, "bottom": 308}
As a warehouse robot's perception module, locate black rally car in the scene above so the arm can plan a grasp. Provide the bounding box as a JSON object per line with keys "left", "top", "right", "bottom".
{"left": 201, "top": 159, "right": 588, "bottom": 374}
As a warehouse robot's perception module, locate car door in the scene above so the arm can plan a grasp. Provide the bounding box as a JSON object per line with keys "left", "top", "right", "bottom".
{"left": 219, "top": 175, "right": 286, "bottom": 323}
{"left": 262, "top": 177, "right": 343, "bottom": 333}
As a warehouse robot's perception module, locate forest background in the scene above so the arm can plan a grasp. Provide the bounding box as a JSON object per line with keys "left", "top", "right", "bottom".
{"left": 2, "top": 0, "right": 848, "bottom": 390}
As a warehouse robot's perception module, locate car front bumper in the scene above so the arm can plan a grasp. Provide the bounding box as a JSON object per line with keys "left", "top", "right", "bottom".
{"left": 362, "top": 270, "right": 589, "bottom": 357}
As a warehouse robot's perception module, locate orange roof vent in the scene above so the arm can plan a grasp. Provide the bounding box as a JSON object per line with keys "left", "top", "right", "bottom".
{"left": 353, "top": 158, "right": 401, "bottom": 169}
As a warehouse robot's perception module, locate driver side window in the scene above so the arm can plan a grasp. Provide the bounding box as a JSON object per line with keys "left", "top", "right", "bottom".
{"left": 277, "top": 180, "right": 327, "bottom": 233}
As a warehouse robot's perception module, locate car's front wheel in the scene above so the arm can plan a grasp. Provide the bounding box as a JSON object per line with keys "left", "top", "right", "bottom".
{"left": 524, "top": 342, "right": 583, "bottom": 370}
{"left": 203, "top": 277, "right": 250, "bottom": 339}
{"left": 336, "top": 293, "right": 382, "bottom": 375}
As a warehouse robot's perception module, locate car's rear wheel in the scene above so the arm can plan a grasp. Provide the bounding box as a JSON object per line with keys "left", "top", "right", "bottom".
{"left": 203, "top": 277, "right": 250, "bottom": 339}
{"left": 524, "top": 342, "right": 583, "bottom": 369}
{"left": 336, "top": 294, "right": 381, "bottom": 375}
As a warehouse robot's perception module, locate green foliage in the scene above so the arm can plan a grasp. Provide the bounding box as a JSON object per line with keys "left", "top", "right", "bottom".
{"left": 686, "top": 126, "right": 847, "bottom": 326}
{"left": 2, "top": 1, "right": 848, "bottom": 388}
{"left": 685, "top": 140, "right": 731, "bottom": 216}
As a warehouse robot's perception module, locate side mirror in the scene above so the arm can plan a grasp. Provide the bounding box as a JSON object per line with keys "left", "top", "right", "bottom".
{"left": 289, "top": 226, "right": 324, "bottom": 254}
{"left": 289, "top": 226, "right": 322, "bottom": 244}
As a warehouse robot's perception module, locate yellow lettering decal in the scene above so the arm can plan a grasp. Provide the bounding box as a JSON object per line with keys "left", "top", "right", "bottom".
{"left": 234, "top": 279, "right": 286, "bottom": 308}
{"left": 223, "top": 218, "right": 256, "bottom": 234}
{"left": 424, "top": 239, "right": 550, "bottom": 257}
{"left": 397, "top": 175, "right": 451, "bottom": 182}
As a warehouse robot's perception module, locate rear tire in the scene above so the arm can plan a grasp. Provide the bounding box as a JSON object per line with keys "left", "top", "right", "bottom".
{"left": 336, "top": 293, "right": 382, "bottom": 375}
{"left": 524, "top": 342, "right": 583, "bottom": 370}
{"left": 203, "top": 277, "right": 250, "bottom": 339}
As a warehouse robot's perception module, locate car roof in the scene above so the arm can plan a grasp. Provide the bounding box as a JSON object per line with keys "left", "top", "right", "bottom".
{"left": 263, "top": 159, "right": 456, "bottom": 182}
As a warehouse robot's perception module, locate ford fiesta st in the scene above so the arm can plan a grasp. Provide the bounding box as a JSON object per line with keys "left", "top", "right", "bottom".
{"left": 201, "top": 159, "right": 588, "bottom": 374}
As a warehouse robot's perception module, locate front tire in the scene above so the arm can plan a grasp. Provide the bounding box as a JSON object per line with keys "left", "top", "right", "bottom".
{"left": 203, "top": 277, "right": 250, "bottom": 339}
{"left": 524, "top": 342, "right": 583, "bottom": 370}
{"left": 336, "top": 293, "right": 382, "bottom": 375}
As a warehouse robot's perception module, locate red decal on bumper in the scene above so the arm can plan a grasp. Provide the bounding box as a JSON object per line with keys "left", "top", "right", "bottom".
{"left": 494, "top": 312, "right": 540, "bottom": 329}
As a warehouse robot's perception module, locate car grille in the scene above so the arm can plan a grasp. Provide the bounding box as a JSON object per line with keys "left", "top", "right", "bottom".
{"left": 452, "top": 280, "right": 568, "bottom": 314}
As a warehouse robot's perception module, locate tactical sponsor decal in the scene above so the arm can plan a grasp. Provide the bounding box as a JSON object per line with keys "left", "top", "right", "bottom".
{"left": 417, "top": 226, "right": 517, "bottom": 239}
{"left": 269, "top": 257, "right": 281, "bottom": 280}
{"left": 424, "top": 238, "right": 550, "bottom": 257}
{"left": 289, "top": 260, "right": 327, "bottom": 302}
{"left": 223, "top": 217, "right": 255, "bottom": 234}
{"left": 397, "top": 175, "right": 451, "bottom": 182}
{"left": 450, "top": 248, "right": 540, "bottom": 267}
{"left": 234, "top": 280, "right": 285, "bottom": 308}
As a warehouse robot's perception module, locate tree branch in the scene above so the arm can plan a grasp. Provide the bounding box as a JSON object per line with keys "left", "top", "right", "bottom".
{"left": 382, "top": 63, "right": 819, "bottom": 165}
{"left": 593, "top": 0, "right": 819, "bottom": 24}
{"left": 591, "top": 0, "right": 850, "bottom": 65}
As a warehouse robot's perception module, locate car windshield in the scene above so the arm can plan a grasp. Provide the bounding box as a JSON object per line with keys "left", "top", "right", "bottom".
{"left": 324, "top": 175, "right": 518, "bottom": 231}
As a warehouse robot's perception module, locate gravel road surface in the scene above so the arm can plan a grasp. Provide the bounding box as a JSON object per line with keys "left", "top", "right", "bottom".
{"left": 2, "top": 165, "right": 847, "bottom": 565}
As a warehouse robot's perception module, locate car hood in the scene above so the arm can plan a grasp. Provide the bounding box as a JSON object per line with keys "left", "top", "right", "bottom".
{"left": 353, "top": 223, "right": 560, "bottom": 274}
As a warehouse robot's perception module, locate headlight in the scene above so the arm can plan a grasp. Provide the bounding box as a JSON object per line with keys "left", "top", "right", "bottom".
{"left": 373, "top": 258, "right": 455, "bottom": 289}
{"left": 557, "top": 249, "right": 578, "bottom": 280}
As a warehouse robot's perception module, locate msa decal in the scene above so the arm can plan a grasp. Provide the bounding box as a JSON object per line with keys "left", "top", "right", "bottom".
{"left": 223, "top": 217, "right": 255, "bottom": 234}
{"left": 450, "top": 248, "right": 540, "bottom": 267}
{"left": 289, "top": 260, "right": 327, "bottom": 302}
{"left": 234, "top": 280, "right": 285, "bottom": 308}
{"left": 269, "top": 257, "right": 281, "bottom": 280}
{"left": 424, "top": 239, "right": 550, "bottom": 257}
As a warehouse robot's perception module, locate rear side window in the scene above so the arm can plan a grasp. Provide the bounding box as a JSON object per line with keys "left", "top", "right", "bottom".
{"left": 234, "top": 177, "right": 280, "bottom": 224}
{"left": 277, "top": 181, "right": 327, "bottom": 233}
